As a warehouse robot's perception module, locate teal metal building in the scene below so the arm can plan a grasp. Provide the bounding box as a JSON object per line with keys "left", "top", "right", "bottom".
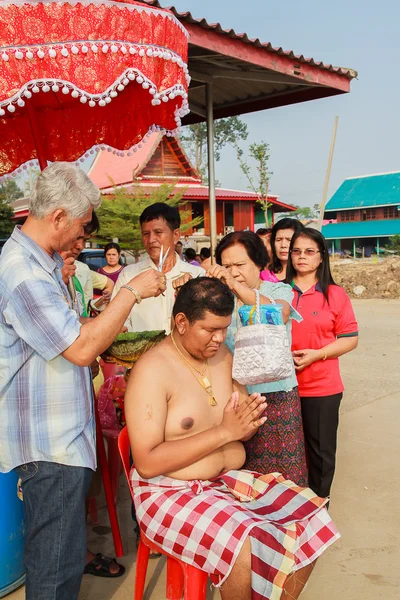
{"left": 322, "top": 171, "right": 400, "bottom": 256}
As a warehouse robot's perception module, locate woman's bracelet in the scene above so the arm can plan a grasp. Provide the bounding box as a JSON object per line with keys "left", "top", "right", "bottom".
{"left": 321, "top": 348, "right": 327, "bottom": 361}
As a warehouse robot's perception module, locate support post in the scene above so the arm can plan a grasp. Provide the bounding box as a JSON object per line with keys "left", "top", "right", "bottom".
{"left": 332, "top": 240, "right": 335, "bottom": 258}
{"left": 206, "top": 82, "right": 217, "bottom": 262}
{"left": 353, "top": 239, "right": 356, "bottom": 260}
{"left": 376, "top": 237, "right": 380, "bottom": 256}
{"left": 317, "top": 116, "right": 339, "bottom": 231}
{"left": 26, "top": 101, "right": 48, "bottom": 171}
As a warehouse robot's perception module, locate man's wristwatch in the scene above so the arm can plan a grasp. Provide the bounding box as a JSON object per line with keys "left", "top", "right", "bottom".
{"left": 121, "top": 285, "right": 142, "bottom": 304}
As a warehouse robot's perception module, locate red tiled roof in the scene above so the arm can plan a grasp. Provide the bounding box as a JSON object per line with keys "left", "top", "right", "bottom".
{"left": 100, "top": 181, "right": 295, "bottom": 212}
{"left": 88, "top": 132, "right": 162, "bottom": 189}
{"left": 138, "top": 1, "right": 357, "bottom": 79}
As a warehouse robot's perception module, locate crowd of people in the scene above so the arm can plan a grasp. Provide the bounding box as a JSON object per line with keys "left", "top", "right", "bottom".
{"left": 0, "top": 162, "right": 358, "bottom": 600}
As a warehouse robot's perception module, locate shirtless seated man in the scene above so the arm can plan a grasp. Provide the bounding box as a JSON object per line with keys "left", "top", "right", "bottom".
{"left": 125, "top": 278, "right": 340, "bottom": 600}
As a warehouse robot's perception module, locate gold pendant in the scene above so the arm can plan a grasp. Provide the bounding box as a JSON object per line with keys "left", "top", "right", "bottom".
{"left": 209, "top": 396, "right": 218, "bottom": 407}
{"left": 201, "top": 376, "right": 211, "bottom": 388}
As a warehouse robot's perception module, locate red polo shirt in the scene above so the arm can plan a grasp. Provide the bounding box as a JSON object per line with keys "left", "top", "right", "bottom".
{"left": 291, "top": 283, "right": 358, "bottom": 397}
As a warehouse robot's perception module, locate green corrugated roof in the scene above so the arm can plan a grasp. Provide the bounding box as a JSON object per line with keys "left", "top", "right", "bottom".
{"left": 322, "top": 219, "right": 400, "bottom": 239}
{"left": 325, "top": 171, "right": 400, "bottom": 211}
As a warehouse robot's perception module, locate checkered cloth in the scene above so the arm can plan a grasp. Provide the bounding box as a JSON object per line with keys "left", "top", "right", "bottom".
{"left": 130, "top": 469, "right": 340, "bottom": 599}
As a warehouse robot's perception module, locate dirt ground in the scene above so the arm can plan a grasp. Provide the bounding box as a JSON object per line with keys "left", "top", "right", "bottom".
{"left": 331, "top": 257, "right": 400, "bottom": 299}
{"left": 8, "top": 300, "right": 400, "bottom": 600}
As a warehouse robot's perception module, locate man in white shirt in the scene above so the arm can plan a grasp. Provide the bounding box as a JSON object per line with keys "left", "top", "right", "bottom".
{"left": 113, "top": 203, "right": 205, "bottom": 334}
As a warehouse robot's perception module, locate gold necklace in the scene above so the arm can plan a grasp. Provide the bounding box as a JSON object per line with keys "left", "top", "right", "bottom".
{"left": 170, "top": 330, "right": 218, "bottom": 407}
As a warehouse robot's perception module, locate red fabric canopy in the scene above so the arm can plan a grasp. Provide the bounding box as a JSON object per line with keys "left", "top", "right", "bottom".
{"left": 0, "top": 0, "right": 189, "bottom": 178}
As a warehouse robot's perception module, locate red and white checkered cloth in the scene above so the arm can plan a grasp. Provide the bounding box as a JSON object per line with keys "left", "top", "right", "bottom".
{"left": 130, "top": 469, "right": 340, "bottom": 599}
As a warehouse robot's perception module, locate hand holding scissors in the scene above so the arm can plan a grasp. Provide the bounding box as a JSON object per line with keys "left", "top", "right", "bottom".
{"left": 158, "top": 246, "right": 170, "bottom": 294}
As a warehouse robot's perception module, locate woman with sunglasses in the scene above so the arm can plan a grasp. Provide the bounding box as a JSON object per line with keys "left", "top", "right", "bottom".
{"left": 209, "top": 231, "right": 308, "bottom": 487}
{"left": 286, "top": 228, "right": 358, "bottom": 500}
{"left": 261, "top": 218, "right": 304, "bottom": 282}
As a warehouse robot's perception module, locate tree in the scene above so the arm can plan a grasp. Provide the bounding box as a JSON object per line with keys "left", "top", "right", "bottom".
{"left": 0, "top": 198, "right": 14, "bottom": 237}
{"left": 0, "top": 180, "right": 23, "bottom": 203}
{"left": 234, "top": 141, "right": 273, "bottom": 226}
{"left": 387, "top": 234, "right": 400, "bottom": 254}
{"left": 96, "top": 183, "right": 203, "bottom": 252}
{"left": 180, "top": 117, "right": 249, "bottom": 181}
{"left": 277, "top": 204, "right": 320, "bottom": 221}
{"left": 0, "top": 181, "right": 22, "bottom": 237}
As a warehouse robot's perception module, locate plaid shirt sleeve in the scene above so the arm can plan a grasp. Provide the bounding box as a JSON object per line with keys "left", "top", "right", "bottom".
{"left": 4, "top": 277, "right": 82, "bottom": 361}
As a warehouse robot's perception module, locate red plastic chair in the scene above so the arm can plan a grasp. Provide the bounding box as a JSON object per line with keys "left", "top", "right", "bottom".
{"left": 93, "top": 386, "right": 124, "bottom": 558}
{"left": 118, "top": 427, "right": 208, "bottom": 600}
{"left": 98, "top": 361, "right": 125, "bottom": 503}
{"left": 103, "top": 428, "right": 123, "bottom": 502}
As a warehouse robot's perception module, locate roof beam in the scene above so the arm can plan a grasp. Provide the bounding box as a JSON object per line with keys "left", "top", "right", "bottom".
{"left": 190, "top": 71, "right": 215, "bottom": 84}
{"left": 195, "top": 67, "right": 321, "bottom": 87}
{"left": 183, "top": 86, "right": 343, "bottom": 124}
{"left": 187, "top": 25, "right": 352, "bottom": 92}
{"left": 189, "top": 101, "right": 207, "bottom": 118}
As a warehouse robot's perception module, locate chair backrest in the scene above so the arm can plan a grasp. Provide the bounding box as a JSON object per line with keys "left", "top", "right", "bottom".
{"left": 118, "top": 427, "right": 132, "bottom": 494}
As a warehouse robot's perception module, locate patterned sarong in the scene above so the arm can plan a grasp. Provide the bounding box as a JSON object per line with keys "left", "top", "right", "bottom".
{"left": 131, "top": 469, "right": 340, "bottom": 600}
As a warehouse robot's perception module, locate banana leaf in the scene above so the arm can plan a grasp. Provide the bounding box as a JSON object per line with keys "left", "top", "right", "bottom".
{"left": 102, "top": 330, "right": 166, "bottom": 368}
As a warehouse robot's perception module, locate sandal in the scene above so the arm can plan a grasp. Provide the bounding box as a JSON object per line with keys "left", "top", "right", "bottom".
{"left": 84, "top": 553, "right": 125, "bottom": 578}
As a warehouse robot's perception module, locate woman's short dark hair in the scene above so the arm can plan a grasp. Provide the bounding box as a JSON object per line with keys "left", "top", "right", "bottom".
{"left": 200, "top": 247, "right": 211, "bottom": 259}
{"left": 285, "top": 228, "right": 336, "bottom": 301}
{"left": 104, "top": 242, "right": 121, "bottom": 255}
{"left": 256, "top": 228, "right": 272, "bottom": 237}
{"left": 184, "top": 248, "right": 197, "bottom": 261}
{"left": 140, "top": 202, "right": 180, "bottom": 231}
{"left": 173, "top": 277, "right": 234, "bottom": 324}
{"left": 270, "top": 218, "right": 304, "bottom": 274}
{"left": 215, "top": 231, "right": 269, "bottom": 271}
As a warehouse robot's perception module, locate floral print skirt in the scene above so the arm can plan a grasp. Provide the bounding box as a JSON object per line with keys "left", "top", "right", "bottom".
{"left": 244, "top": 387, "right": 308, "bottom": 487}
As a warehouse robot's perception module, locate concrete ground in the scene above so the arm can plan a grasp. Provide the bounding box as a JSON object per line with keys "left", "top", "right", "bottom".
{"left": 8, "top": 299, "right": 400, "bottom": 600}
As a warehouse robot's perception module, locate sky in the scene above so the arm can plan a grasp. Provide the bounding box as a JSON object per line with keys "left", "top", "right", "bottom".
{"left": 169, "top": 0, "right": 400, "bottom": 208}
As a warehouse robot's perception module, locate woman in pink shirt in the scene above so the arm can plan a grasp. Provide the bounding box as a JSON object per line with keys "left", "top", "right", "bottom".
{"left": 261, "top": 218, "right": 303, "bottom": 282}
{"left": 287, "top": 228, "right": 358, "bottom": 500}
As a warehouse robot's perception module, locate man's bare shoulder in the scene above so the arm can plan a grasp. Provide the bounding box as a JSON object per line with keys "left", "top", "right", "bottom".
{"left": 132, "top": 337, "right": 172, "bottom": 375}
{"left": 214, "top": 343, "right": 232, "bottom": 363}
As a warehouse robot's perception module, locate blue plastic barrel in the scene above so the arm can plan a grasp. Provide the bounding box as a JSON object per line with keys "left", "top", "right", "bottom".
{"left": 0, "top": 472, "right": 25, "bottom": 597}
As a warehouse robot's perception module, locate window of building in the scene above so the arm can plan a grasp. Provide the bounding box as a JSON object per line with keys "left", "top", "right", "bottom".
{"left": 342, "top": 210, "right": 355, "bottom": 221}
{"left": 383, "top": 206, "right": 399, "bottom": 219}
{"left": 365, "top": 209, "right": 376, "bottom": 220}
{"left": 191, "top": 201, "right": 204, "bottom": 227}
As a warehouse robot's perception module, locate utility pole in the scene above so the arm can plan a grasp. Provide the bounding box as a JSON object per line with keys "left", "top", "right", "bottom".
{"left": 317, "top": 116, "right": 339, "bottom": 231}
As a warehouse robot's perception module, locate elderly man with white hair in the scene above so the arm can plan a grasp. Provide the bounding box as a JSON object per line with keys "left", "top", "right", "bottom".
{"left": 0, "top": 163, "right": 166, "bottom": 600}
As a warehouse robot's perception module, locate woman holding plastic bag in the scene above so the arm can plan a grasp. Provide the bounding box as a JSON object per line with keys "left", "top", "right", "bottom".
{"left": 208, "top": 231, "right": 308, "bottom": 486}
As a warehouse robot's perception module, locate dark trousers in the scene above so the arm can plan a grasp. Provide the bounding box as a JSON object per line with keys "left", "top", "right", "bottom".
{"left": 300, "top": 393, "right": 343, "bottom": 499}
{"left": 15, "top": 461, "right": 92, "bottom": 600}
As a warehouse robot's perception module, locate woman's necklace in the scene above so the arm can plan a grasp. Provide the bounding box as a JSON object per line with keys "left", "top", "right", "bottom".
{"left": 170, "top": 330, "right": 218, "bottom": 407}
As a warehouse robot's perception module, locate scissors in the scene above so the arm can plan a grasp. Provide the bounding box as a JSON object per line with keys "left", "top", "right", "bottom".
{"left": 158, "top": 245, "right": 170, "bottom": 272}
{"left": 158, "top": 246, "right": 170, "bottom": 295}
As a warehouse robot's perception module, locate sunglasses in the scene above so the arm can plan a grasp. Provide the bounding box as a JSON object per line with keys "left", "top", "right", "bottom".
{"left": 290, "top": 249, "right": 321, "bottom": 257}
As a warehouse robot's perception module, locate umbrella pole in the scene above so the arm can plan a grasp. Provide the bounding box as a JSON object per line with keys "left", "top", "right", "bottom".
{"left": 26, "top": 101, "right": 48, "bottom": 171}
{"left": 206, "top": 82, "right": 217, "bottom": 263}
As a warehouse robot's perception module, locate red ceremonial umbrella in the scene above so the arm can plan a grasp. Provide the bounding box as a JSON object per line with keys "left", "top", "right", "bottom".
{"left": 0, "top": 0, "right": 190, "bottom": 557}
{"left": 0, "top": 0, "right": 190, "bottom": 178}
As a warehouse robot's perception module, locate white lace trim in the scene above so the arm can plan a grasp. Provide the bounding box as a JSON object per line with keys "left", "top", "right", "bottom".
{"left": 0, "top": 0, "right": 189, "bottom": 37}
{"left": 0, "top": 65, "right": 189, "bottom": 116}
{"left": 0, "top": 124, "right": 182, "bottom": 181}
{"left": 0, "top": 41, "right": 188, "bottom": 72}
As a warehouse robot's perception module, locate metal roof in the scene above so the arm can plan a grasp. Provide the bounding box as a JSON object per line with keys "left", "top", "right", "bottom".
{"left": 322, "top": 220, "right": 400, "bottom": 240}
{"left": 137, "top": 1, "right": 357, "bottom": 123}
{"left": 325, "top": 172, "right": 400, "bottom": 212}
